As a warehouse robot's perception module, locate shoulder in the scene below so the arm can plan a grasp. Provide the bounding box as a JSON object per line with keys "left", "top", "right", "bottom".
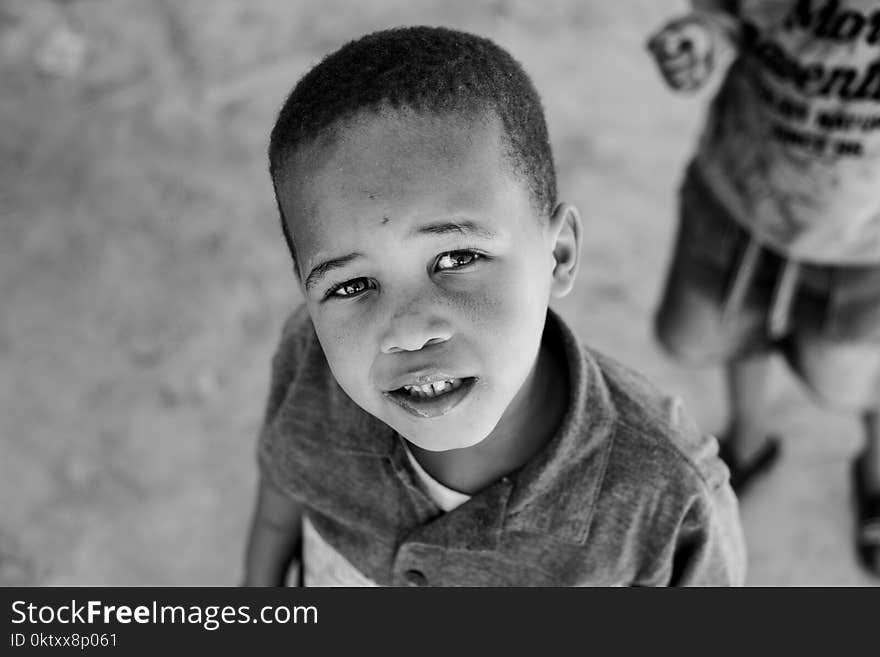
{"left": 260, "top": 304, "right": 341, "bottom": 445}
{"left": 582, "top": 349, "right": 741, "bottom": 582}
{"left": 586, "top": 347, "right": 728, "bottom": 500}
{"left": 264, "top": 304, "right": 338, "bottom": 410}
{"left": 543, "top": 311, "right": 727, "bottom": 503}
{"left": 271, "top": 304, "right": 320, "bottom": 378}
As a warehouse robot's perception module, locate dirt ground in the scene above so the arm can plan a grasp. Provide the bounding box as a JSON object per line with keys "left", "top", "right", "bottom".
{"left": 1, "top": 0, "right": 876, "bottom": 586}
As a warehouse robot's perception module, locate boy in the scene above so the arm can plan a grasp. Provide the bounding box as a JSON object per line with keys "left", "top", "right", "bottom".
{"left": 649, "top": 0, "right": 880, "bottom": 574}
{"left": 243, "top": 26, "right": 745, "bottom": 586}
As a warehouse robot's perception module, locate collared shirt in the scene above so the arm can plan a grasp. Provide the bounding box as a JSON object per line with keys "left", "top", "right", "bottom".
{"left": 302, "top": 440, "right": 471, "bottom": 586}
{"left": 257, "top": 306, "right": 746, "bottom": 586}
{"left": 694, "top": 0, "right": 880, "bottom": 264}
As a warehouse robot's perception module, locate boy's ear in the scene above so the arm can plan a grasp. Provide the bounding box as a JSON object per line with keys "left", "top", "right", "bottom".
{"left": 547, "top": 202, "right": 582, "bottom": 299}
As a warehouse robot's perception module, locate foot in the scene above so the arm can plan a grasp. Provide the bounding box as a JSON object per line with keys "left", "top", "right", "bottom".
{"left": 852, "top": 453, "right": 880, "bottom": 577}
{"left": 717, "top": 435, "right": 781, "bottom": 494}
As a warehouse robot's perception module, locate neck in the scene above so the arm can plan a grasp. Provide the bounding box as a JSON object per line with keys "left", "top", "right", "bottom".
{"left": 408, "top": 324, "right": 569, "bottom": 494}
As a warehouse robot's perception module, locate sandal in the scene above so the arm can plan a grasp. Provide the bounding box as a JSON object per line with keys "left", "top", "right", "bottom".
{"left": 717, "top": 436, "right": 781, "bottom": 494}
{"left": 851, "top": 454, "right": 880, "bottom": 577}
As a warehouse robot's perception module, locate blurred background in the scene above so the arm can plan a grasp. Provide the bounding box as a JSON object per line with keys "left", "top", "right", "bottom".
{"left": 1, "top": 0, "right": 875, "bottom": 586}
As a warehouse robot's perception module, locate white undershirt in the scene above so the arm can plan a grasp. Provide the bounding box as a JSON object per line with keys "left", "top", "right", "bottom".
{"left": 401, "top": 440, "right": 471, "bottom": 513}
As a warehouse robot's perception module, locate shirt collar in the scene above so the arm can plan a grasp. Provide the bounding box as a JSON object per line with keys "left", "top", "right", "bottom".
{"left": 501, "top": 307, "right": 617, "bottom": 545}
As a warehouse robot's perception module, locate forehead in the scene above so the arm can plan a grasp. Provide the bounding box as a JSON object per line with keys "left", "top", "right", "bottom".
{"left": 282, "top": 108, "right": 507, "bottom": 200}
{"left": 276, "top": 109, "right": 532, "bottom": 268}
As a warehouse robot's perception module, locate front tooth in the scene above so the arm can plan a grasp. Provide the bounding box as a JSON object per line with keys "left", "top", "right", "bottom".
{"left": 403, "top": 381, "right": 462, "bottom": 397}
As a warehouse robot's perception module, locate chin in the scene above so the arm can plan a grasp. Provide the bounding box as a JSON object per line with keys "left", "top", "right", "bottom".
{"left": 394, "top": 417, "right": 496, "bottom": 453}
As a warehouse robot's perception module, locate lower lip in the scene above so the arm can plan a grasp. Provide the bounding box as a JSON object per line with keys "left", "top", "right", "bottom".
{"left": 384, "top": 377, "right": 477, "bottom": 419}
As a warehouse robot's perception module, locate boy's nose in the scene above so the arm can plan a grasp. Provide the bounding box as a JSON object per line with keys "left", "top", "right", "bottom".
{"left": 379, "top": 314, "right": 453, "bottom": 354}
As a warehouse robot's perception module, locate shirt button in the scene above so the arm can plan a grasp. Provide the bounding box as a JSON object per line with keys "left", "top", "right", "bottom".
{"left": 404, "top": 569, "right": 428, "bottom": 587}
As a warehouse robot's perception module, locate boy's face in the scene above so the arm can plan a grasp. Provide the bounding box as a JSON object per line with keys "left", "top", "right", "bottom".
{"left": 277, "top": 108, "right": 573, "bottom": 452}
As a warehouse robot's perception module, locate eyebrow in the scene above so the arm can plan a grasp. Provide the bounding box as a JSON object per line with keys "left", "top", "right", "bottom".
{"left": 409, "top": 220, "right": 497, "bottom": 240}
{"left": 304, "top": 252, "right": 364, "bottom": 291}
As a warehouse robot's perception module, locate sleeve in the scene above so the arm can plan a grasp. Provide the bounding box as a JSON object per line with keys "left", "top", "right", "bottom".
{"left": 690, "top": 0, "right": 742, "bottom": 45}
{"left": 256, "top": 304, "right": 313, "bottom": 494}
{"left": 663, "top": 398, "right": 747, "bottom": 586}
{"left": 261, "top": 304, "right": 313, "bottom": 423}
{"left": 667, "top": 433, "right": 747, "bottom": 586}
{"left": 668, "top": 477, "right": 747, "bottom": 586}
{"left": 690, "top": 0, "right": 737, "bottom": 13}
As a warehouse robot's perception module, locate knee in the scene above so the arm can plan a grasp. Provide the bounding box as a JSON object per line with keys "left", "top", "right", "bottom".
{"left": 654, "top": 307, "right": 726, "bottom": 368}
{"left": 789, "top": 345, "right": 880, "bottom": 412}
{"left": 797, "top": 377, "right": 874, "bottom": 412}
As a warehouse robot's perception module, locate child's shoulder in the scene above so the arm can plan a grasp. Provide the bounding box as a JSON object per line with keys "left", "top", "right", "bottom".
{"left": 263, "top": 304, "right": 339, "bottom": 420}
{"left": 585, "top": 346, "right": 728, "bottom": 496}
{"left": 267, "top": 304, "right": 327, "bottom": 385}
{"left": 275, "top": 303, "right": 318, "bottom": 361}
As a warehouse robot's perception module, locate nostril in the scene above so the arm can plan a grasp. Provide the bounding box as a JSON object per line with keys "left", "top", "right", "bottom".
{"left": 379, "top": 317, "right": 453, "bottom": 354}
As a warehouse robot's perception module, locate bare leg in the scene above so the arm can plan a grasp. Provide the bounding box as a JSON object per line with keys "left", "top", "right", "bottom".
{"left": 722, "top": 354, "right": 775, "bottom": 461}
{"left": 860, "top": 410, "right": 880, "bottom": 493}
{"left": 857, "top": 409, "right": 880, "bottom": 575}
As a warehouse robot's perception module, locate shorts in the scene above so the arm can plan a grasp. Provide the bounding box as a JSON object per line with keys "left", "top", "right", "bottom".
{"left": 655, "top": 164, "right": 880, "bottom": 411}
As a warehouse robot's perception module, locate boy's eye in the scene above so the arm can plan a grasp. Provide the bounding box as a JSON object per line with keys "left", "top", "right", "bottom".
{"left": 435, "top": 250, "right": 481, "bottom": 271}
{"left": 328, "top": 278, "right": 373, "bottom": 298}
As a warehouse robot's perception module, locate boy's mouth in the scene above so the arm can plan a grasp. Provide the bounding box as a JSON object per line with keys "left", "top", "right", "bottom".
{"left": 384, "top": 376, "right": 477, "bottom": 418}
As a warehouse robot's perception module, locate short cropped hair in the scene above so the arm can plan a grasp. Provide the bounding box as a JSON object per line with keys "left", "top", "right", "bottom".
{"left": 268, "top": 26, "right": 557, "bottom": 262}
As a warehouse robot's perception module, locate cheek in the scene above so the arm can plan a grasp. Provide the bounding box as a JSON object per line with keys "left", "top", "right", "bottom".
{"left": 451, "top": 263, "right": 549, "bottom": 357}
{"left": 311, "top": 315, "right": 371, "bottom": 383}
{"left": 447, "top": 285, "right": 502, "bottom": 329}
{"left": 466, "top": 262, "right": 548, "bottom": 330}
